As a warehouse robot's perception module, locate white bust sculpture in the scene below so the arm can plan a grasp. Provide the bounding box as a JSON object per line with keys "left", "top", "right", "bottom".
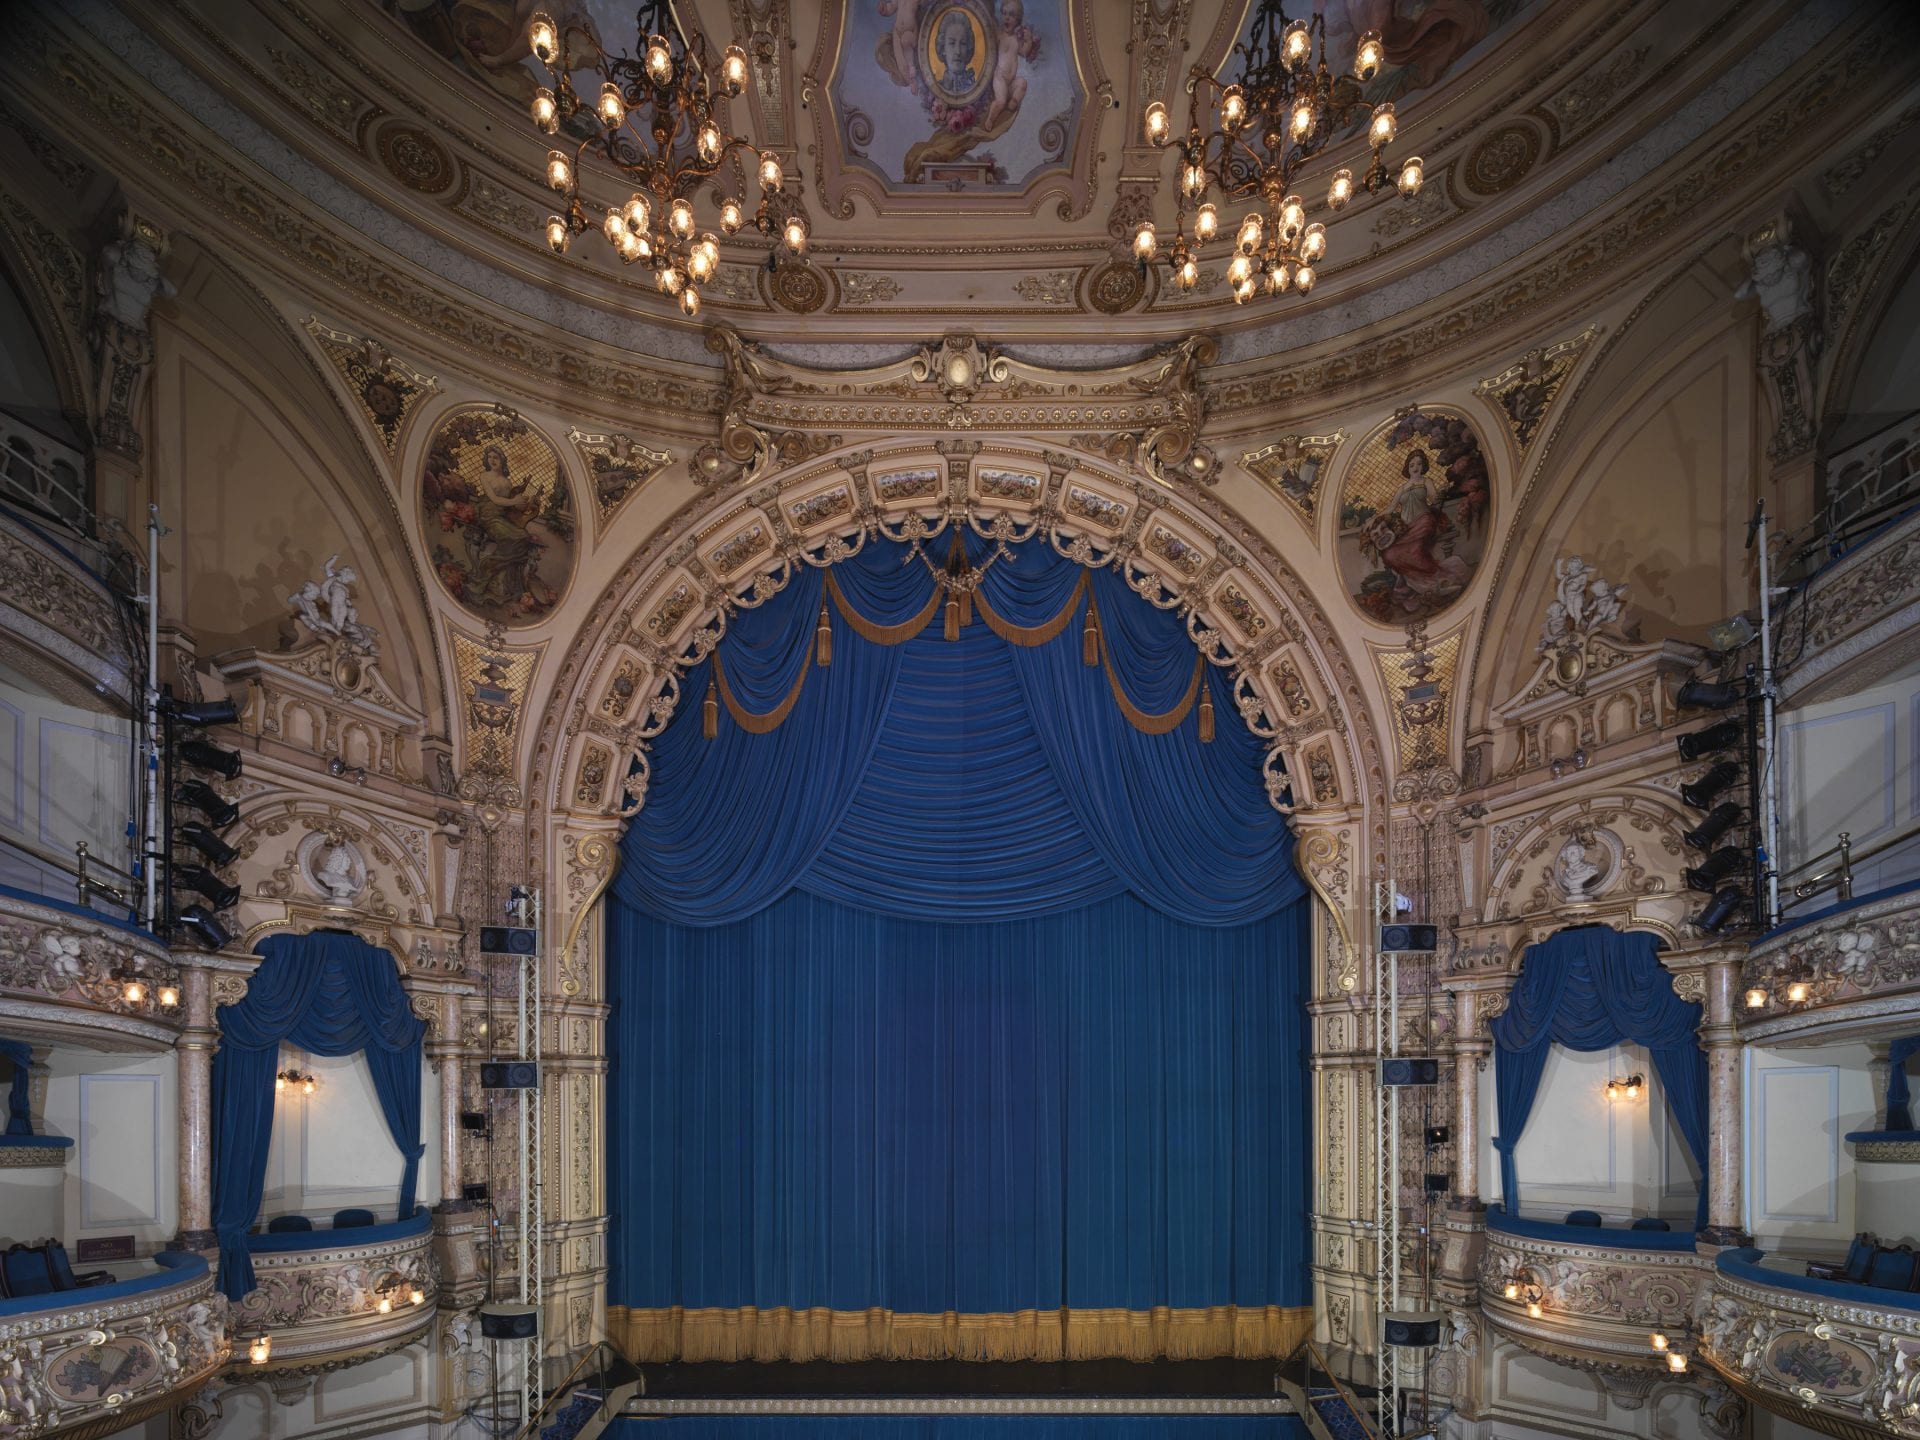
{"left": 1556, "top": 834, "right": 1600, "bottom": 898}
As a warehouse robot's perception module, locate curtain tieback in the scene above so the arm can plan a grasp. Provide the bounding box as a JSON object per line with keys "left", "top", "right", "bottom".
{"left": 1490, "top": 1136, "right": 1514, "bottom": 1154}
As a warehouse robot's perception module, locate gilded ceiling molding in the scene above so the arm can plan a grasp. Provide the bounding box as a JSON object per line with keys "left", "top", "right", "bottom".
{"left": 1369, "top": 625, "right": 1464, "bottom": 775}
{"left": 448, "top": 622, "right": 545, "bottom": 812}
{"left": 1238, "top": 431, "right": 1343, "bottom": 531}
{"left": 727, "top": 0, "right": 794, "bottom": 150}
{"left": 303, "top": 317, "right": 440, "bottom": 459}
{"left": 1473, "top": 325, "right": 1599, "bottom": 458}
{"left": 569, "top": 428, "right": 676, "bottom": 537}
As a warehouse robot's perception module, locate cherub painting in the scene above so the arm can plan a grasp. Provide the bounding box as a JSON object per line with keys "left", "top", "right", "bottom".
{"left": 1337, "top": 409, "right": 1492, "bottom": 624}
{"left": 419, "top": 409, "right": 575, "bottom": 626}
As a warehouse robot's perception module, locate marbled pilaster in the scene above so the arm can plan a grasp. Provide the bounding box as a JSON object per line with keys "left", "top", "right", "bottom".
{"left": 174, "top": 961, "right": 216, "bottom": 1251}
{"left": 1698, "top": 950, "right": 1751, "bottom": 1246}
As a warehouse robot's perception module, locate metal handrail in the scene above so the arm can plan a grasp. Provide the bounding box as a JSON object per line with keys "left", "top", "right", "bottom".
{"left": 0, "top": 829, "right": 138, "bottom": 910}
{"left": 508, "top": 1338, "right": 628, "bottom": 1440}
{"left": 1784, "top": 816, "right": 1920, "bottom": 905}
{"left": 1294, "top": 1338, "right": 1381, "bottom": 1440}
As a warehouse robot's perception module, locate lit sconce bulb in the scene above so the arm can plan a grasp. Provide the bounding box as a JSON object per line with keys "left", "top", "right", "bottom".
{"left": 1650, "top": 1332, "right": 1669, "bottom": 1351}
{"left": 249, "top": 1334, "right": 271, "bottom": 1365}
{"left": 1398, "top": 155, "right": 1425, "bottom": 197}
{"left": 658, "top": 266, "right": 685, "bottom": 296}
{"left": 302, "top": 1076, "right": 315, "bottom": 1095}
{"left": 1526, "top": 1300, "right": 1543, "bottom": 1319}
{"left": 378, "top": 1295, "right": 393, "bottom": 1314}
{"left": 124, "top": 980, "right": 145, "bottom": 1005}
{"left": 1328, "top": 168, "right": 1354, "bottom": 211}
{"left": 545, "top": 215, "right": 569, "bottom": 254}
{"left": 1133, "top": 222, "right": 1157, "bottom": 260}
{"left": 679, "top": 285, "right": 702, "bottom": 317}
{"left": 618, "top": 229, "right": 649, "bottom": 263}
{"left": 410, "top": 1287, "right": 426, "bottom": 1306}
{"left": 1236, "top": 213, "right": 1263, "bottom": 256}
{"left": 275, "top": 1074, "right": 286, "bottom": 1093}
{"left": 1219, "top": 85, "right": 1246, "bottom": 130}
{"left": 1744, "top": 987, "right": 1768, "bottom": 1008}
{"left": 1143, "top": 100, "right": 1170, "bottom": 145}
{"left": 718, "top": 197, "right": 745, "bottom": 234}
{"left": 1194, "top": 202, "right": 1218, "bottom": 242}
{"left": 530, "top": 87, "right": 558, "bottom": 134}
{"left": 783, "top": 216, "right": 808, "bottom": 254}
{"left": 159, "top": 985, "right": 180, "bottom": 1008}
{"left": 644, "top": 34, "right": 673, "bottom": 86}
{"left": 721, "top": 45, "right": 750, "bottom": 95}
{"left": 1370, "top": 102, "right": 1398, "bottom": 146}
{"left": 528, "top": 13, "right": 558, "bottom": 64}
{"left": 697, "top": 120, "right": 724, "bottom": 165}
{"left": 1233, "top": 278, "right": 1256, "bottom": 305}
{"left": 1667, "top": 1352, "right": 1688, "bottom": 1374}
{"left": 1177, "top": 255, "right": 1199, "bottom": 291}
{"left": 597, "top": 82, "right": 625, "bottom": 127}
{"left": 1355, "top": 30, "right": 1384, "bottom": 81}
{"left": 1625, "top": 1079, "right": 1641, "bottom": 1100}
{"left": 668, "top": 197, "right": 695, "bottom": 238}
{"left": 758, "top": 152, "right": 784, "bottom": 192}
{"left": 603, "top": 209, "right": 627, "bottom": 245}
{"left": 1279, "top": 195, "right": 1305, "bottom": 238}
{"left": 1227, "top": 253, "right": 1254, "bottom": 287}
{"left": 1283, "top": 19, "right": 1311, "bottom": 67}
{"left": 1290, "top": 99, "right": 1315, "bottom": 141}
{"left": 1787, "top": 981, "right": 1810, "bottom": 1003}
{"left": 1180, "top": 160, "right": 1207, "bottom": 198}
{"left": 1301, "top": 221, "right": 1327, "bottom": 261}
{"left": 544, "top": 150, "right": 572, "bottom": 192}
{"left": 1503, "top": 1282, "right": 1519, "bottom": 1301}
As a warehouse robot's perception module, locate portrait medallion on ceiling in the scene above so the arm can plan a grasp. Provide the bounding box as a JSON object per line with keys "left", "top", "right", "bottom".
{"left": 829, "top": 0, "right": 1084, "bottom": 193}
{"left": 419, "top": 407, "right": 576, "bottom": 627}
{"left": 1336, "top": 408, "right": 1491, "bottom": 625}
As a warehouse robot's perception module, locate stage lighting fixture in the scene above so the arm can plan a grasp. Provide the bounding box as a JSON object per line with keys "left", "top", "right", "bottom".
{"left": 1679, "top": 761, "right": 1740, "bottom": 810}
{"left": 1676, "top": 719, "right": 1742, "bottom": 762}
{"left": 179, "top": 738, "right": 243, "bottom": 779}
{"left": 1694, "top": 886, "right": 1746, "bottom": 934}
{"left": 1683, "top": 802, "right": 1742, "bottom": 851}
{"left": 174, "top": 780, "right": 239, "bottom": 828}
{"left": 176, "top": 904, "right": 232, "bottom": 951}
{"left": 1684, "top": 847, "right": 1746, "bottom": 892}
{"left": 1676, "top": 680, "right": 1741, "bottom": 711}
{"left": 178, "top": 822, "right": 240, "bottom": 866}
{"left": 166, "top": 697, "right": 240, "bottom": 727}
{"left": 175, "top": 865, "right": 240, "bottom": 910}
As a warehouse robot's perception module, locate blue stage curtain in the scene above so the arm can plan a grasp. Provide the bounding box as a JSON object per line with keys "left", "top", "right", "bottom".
{"left": 606, "top": 1418, "right": 1308, "bottom": 1438}
{"left": 1888, "top": 1035, "right": 1920, "bottom": 1131}
{"left": 211, "top": 931, "right": 426, "bottom": 1299}
{"left": 615, "top": 534, "right": 1301, "bottom": 926}
{"left": 1, "top": 1037, "right": 33, "bottom": 1136}
{"left": 1490, "top": 927, "right": 1708, "bottom": 1226}
{"left": 607, "top": 890, "right": 1310, "bottom": 1362}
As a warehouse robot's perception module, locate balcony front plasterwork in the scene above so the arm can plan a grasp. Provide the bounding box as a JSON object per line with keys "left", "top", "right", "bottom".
{"left": 1741, "top": 887, "right": 1920, "bottom": 1045}
{"left": 0, "top": 890, "right": 179, "bottom": 1051}
{"left": 0, "top": 510, "right": 135, "bottom": 706}
{"left": 1479, "top": 1228, "right": 1711, "bottom": 1362}
{"left": 1776, "top": 509, "right": 1920, "bottom": 707}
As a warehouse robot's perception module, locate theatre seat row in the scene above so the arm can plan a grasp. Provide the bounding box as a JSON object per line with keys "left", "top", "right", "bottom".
{"left": 1806, "top": 1234, "right": 1920, "bottom": 1292}
{"left": 261, "top": 1209, "right": 378, "bottom": 1233}
{"left": 0, "top": 1240, "right": 114, "bottom": 1299}
{"left": 1562, "top": 1211, "right": 1673, "bottom": 1232}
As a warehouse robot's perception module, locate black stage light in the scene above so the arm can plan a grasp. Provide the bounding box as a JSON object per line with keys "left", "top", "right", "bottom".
{"left": 1694, "top": 886, "right": 1746, "bottom": 934}
{"left": 1685, "top": 847, "right": 1746, "bottom": 893}
{"left": 178, "top": 738, "right": 242, "bottom": 779}
{"left": 1676, "top": 719, "right": 1742, "bottom": 762}
{"left": 174, "top": 780, "right": 238, "bottom": 828}
{"left": 1425, "top": 1126, "right": 1450, "bottom": 1147}
{"left": 459, "top": 1111, "right": 489, "bottom": 1132}
{"left": 178, "top": 822, "right": 240, "bottom": 867}
{"left": 1680, "top": 761, "right": 1740, "bottom": 810}
{"left": 174, "top": 865, "right": 240, "bottom": 910}
{"left": 176, "top": 904, "right": 231, "bottom": 951}
{"left": 1676, "top": 680, "right": 1741, "bottom": 711}
{"left": 1684, "top": 802, "right": 1743, "bottom": 851}
{"left": 167, "top": 698, "right": 240, "bottom": 727}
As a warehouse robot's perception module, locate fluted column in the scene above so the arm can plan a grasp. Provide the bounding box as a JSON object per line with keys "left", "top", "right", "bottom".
{"left": 1698, "top": 951, "right": 1751, "bottom": 1246}
{"left": 174, "top": 963, "right": 217, "bottom": 1251}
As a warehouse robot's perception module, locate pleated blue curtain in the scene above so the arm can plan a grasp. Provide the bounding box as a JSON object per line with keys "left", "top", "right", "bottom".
{"left": 1, "top": 1037, "right": 32, "bottom": 1136}
{"left": 211, "top": 931, "right": 426, "bottom": 1299}
{"left": 1489, "top": 927, "right": 1709, "bottom": 1226}
{"left": 1887, "top": 1035, "right": 1920, "bottom": 1131}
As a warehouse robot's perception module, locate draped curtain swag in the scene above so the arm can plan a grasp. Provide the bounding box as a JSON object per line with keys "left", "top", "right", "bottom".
{"left": 1887, "top": 1034, "right": 1920, "bottom": 1132}
{"left": 1489, "top": 927, "right": 1709, "bottom": 1226}
{"left": 211, "top": 931, "right": 426, "bottom": 1300}
{"left": 1, "top": 1037, "right": 33, "bottom": 1136}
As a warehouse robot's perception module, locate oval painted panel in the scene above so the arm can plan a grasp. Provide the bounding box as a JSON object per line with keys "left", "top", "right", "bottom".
{"left": 44, "top": 1336, "right": 159, "bottom": 1402}
{"left": 420, "top": 408, "right": 575, "bottom": 627}
{"left": 1335, "top": 408, "right": 1492, "bottom": 625}
{"left": 1764, "top": 1332, "right": 1874, "bottom": 1396}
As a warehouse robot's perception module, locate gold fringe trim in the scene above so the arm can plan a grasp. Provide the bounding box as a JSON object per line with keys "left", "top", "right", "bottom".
{"left": 607, "top": 1303, "right": 1311, "bottom": 1365}
{"left": 1091, "top": 590, "right": 1205, "bottom": 735}
{"left": 973, "top": 572, "right": 1089, "bottom": 649}
{"left": 712, "top": 648, "right": 813, "bottom": 735}
{"left": 825, "top": 570, "right": 945, "bottom": 646}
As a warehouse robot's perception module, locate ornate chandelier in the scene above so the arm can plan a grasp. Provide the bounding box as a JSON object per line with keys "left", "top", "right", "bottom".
{"left": 527, "top": 1, "right": 807, "bottom": 317}
{"left": 1135, "top": 0, "right": 1422, "bottom": 305}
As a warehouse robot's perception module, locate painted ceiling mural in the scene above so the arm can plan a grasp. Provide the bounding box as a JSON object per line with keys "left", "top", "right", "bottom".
{"left": 1306, "top": 0, "right": 1539, "bottom": 114}
{"left": 1336, "top": 407, "right": 1491, "bottom": 625}
{"left": 420, "top": 407, "right": 577, "bottom": 626}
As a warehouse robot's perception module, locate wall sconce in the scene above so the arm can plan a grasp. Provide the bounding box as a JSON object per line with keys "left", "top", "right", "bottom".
{"left": 1666, "top": 1351, "right": 1689, "bottom": 1373}
{"left": 275, "top": 1069, "right": 317, "bottom": 1095}
{"left": 248, "top": 1333, "right": 272, "bottom": 1365}
{"left": 410, "top": 1286, "right": 426, "bottom": 1306}
{"left": 1503, "top": 1270, "right": 1544, "bottom": 1317}
{"left": 158, "top": 984, "right": 181, "bottom": 1009}
{"left": 1744, "top": 987, "right": 1768, "bottom": 1009}
{"left": 1786, "top": 980, "right": 1811, "bottom": 1004}
{"left": 1650, "top": 1331, "right": 1669, "bottom": 1351}
{"left": 377, "top": 1295, "right": 393, "bottom": 1314}
{"left": 1605, "top": 1073, "right": 1645, "bottom": 1101}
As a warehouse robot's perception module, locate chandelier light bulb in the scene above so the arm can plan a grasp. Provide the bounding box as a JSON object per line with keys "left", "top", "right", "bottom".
{"left": 1195, "top": 202, "right": 1219, "bottom": 242}
{"left": 1236, "top": 213, "right": 1263, "bottom": 255}
{"left": 1265, "top": 260, "right": 1288, "bottom": 294}
{"left": 623, "top": 194, "right": 651, "bottom": 232}
{"left": 1233, "top": 278, "right": 1256, "bottom": 305}
{"left": 1177, "top": 255, "right": 1199, "bottom": 291}
{"left": 531, "top": 87, "right": 558, "bottom": 134}
{"left": 721, "top": 45, "right": 750, "bottom": 95}
{"left": 603, "top": 209, "right": 627, "bottom": 244}
{"left": 1398, "top": 155, "right": 1425, "bottom": 197}
{"left": 1290, "top": 98, "right": 1315, "bottom": 141}
{"left": 528, "top": 13, "right": 558, "bottom": 64}
{"left": 1133, "top": 222, "right": 1157, "bottom": 259}
{"left": 1293, "top": 263, "right": 1316, "bottom": 294}
{"left": 718, "top": 197, "right": 745, "bottom": 233}
{"left": 668, "top": 197, "right": 695, "bottom": 238}
{"left": 679, "top": 285, "right": 701, "bottom": 317}
{"left": 545, "top": 216, "right": 570, "bottom": 253}
{"left": 783, "top": 216, "right": 809, "bottom": 254}
{"left": 1227, "top": 253, "right": 1254, "bottom": 287}
{"left": 1143, "top": 100, "right": 1170, "bottom": 145}
{"left": 597, "top": 82, "right": 626, "bottom": 128}
{"left": 697, "top": 120, "right": 724, "bottom": 165}
{"left": 697, "top": 233, "right": 720, "bottom": 268}
{"left": 1328, "top": 168, "right": 1354, "bottom": 211}
{"left": 617, "top": 229, "right": 647, "bottom": 263}
{"left": 544, "top": 150, "right": 573, "bottom": 192}
{"left": 758, "top": 152, "right": 784, "bottom": 192}
{"left": 1219, "top": 85, "right": 1247, "bottom": 130}
{"left": 659, "top": 265, "right": 685, "bottom": 295}
{"left": 1301, "top": 221, "right": 1327, "bottom": 261}
{"left": 688, "top": 246, "right": 715, "bottom": 282}
{"left": 1355, "top": 31, "right": 1385, "bottom": 81}
{"left": 1279, "top": 194, "right": 1305, "bottom": 239}
{"left": 1370, "top": 102, "right": 1398, "bottom": 146}
{"left": 1283, "top": 19, "right": 1311, "bottom": 68}
{"left": 645, "top": 34, "right": 674, "bottom": 86}
{"left": 1181, "top": 160, "right": 1207, "bottom": 198}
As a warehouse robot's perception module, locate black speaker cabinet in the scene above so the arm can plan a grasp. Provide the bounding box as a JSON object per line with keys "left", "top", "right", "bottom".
{"left": 1379, "top": 923, "right": 1439, "bottom": 953}
{"left": 1380, "top": 1057, "right": 1440, "bottom": 1086}
{"left": 1383, "top": 1311, "right": 1444, "bottom": 1348}
{"left": 480, "top": 1060, "right": 539, "bottom": 1090}
{"left": 459, "top": 1110, "right": 489, "bottom": 1132}
{"left": 479, "top": 925, "right": 538, "bottom": 957}
{"left": 462, "top": 1182, "right": 490, "bottom": 1203}
{"left": 479, "top": 1303, "right": 538, "bottom": 1341}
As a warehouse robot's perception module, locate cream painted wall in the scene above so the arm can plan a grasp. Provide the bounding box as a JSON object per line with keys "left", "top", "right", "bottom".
{"left": 0, "top": 1164, "right": 65, "bottom": 1247}
{"left": 1477, "top": 1041, "right": 1700, "bottom": 1222}
{"left": 1745, "top": 1041, "right": 1879, "bottom": 1256}
{"left": 0, "top": 656, "right": 134, "bottom": 904}
{"left": 34, "top": 1048, "right": 179, "bottom": 1255}
{"left": 258, "top": 1046, "right": 440, "bottom": 1223}
{"left": 1456, "top": 1335, "right": 1717, "bottom": 1440}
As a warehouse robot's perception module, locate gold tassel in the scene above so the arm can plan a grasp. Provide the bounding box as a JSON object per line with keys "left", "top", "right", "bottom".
{"left": 1083, "top": 601, "right": 1099, "bottom": 667}
{"left": 944, "top": 592, "right": 960, "bottom": 642}
{"left": 816, "top": 601, "right": 832, "bottom": 666}
{"left": 959, "top": 586, "right": 972, "bottom": 630}
{"left": 1198, "top": 685, "right": 1215, "bottom": 743}
{"left": 702, "top": 676, "right": 718, "bottom": 740}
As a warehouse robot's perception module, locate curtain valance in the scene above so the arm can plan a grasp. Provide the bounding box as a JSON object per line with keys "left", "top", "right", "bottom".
{"left": 211, "top": 931, "right": 425, "bottom": 1299}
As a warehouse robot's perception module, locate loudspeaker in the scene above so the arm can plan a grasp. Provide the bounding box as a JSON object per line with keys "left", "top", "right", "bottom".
{"left": 1424, "top": 1172, "right": 1451, "bottom": 1194}
{"left": 1379, "top": 923, "right": 1438, "bottom": 953}
{"left": 1383, "top": 1311, "right": 1444, "bottom": 1348}
{"left": 479, "top": 925, "right": 537, "bottom": 957}
{"left": 1380, "top": 1057, "right": 1440, "bottom": 1086}
{"left": 462, "top": 1182, "right": 489, "bottom": 1203}
{"left": 480, "top": 1060, "right": 539, "bottom": 1090}
{"left": 478, "top": 1303, "right": 538, "bottom": 1341}
{"left": 459, "top": 1111, "right": 489, "bottom": 1132}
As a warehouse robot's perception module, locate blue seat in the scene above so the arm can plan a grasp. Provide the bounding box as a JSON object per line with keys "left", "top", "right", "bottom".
{"left": 332, "top": 1208, "right": 376, "bottom": 1230}
{"left": 1843, "top": 1233, "right": 1876, "bottom": 1283}
{"left": 1630, "top": 1217, "right": 1672, "bottom": 1232}
{"left": 1868, "top": 1246, "right": 1917, "bottom": 1291}
{"left": 1565, "top": 1210, "right": 1603, "bottom": 1227}
{"left": 45, "top": 1243, "right": 111, "bottom": 1290}
{"left": 266, "top": 1214, "right": 313, "bottom": 1234}
{"left": 1, "top": 1244, "right": 53, "bottom": 1297}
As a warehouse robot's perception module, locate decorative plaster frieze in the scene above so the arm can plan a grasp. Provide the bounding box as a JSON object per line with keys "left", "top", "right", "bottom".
{"left": 1741, "top": 888, "right": 1920, "bottom": 1044}
{"left": 0, "top": 891, "right": 179, "bottom": 1050}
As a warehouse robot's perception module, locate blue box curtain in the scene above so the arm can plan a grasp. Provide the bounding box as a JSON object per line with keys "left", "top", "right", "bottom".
{"left": 1489, "top": 926, "right": 1709, "bottom": 1226}
{"left": 210, "top": 931, "right": 426, "bottom": 1300}
{"left": 607, "top": 533, "right": 1312, "bottom": 1363}
{"left": 1, "top": 1036, "right": 32, "bottom": 1135}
